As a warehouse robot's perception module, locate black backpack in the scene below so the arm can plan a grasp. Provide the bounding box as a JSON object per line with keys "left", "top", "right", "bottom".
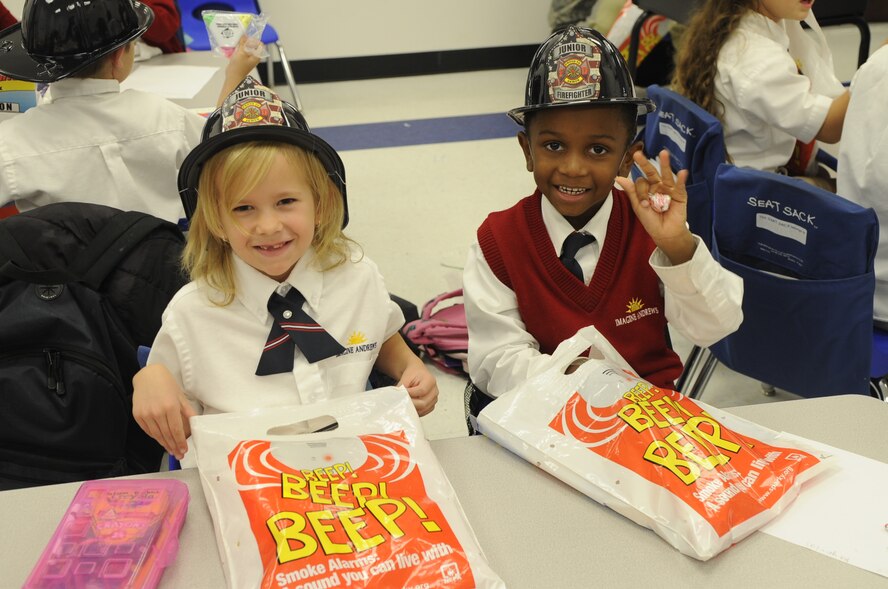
{"left": 0, "top": 203, "right": 188, "bottom": 489}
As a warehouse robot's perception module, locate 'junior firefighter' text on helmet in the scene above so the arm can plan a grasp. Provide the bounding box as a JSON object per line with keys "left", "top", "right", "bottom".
{"left": 508, "top": 25, "right": 654, "bottom": 126}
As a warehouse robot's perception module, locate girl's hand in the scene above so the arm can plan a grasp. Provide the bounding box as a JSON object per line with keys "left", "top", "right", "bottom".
{"left": 615, "top": 149, "right": 696, "bottom": 265}
{"left": 132, "top": 365, "right": 197, "bottom": 461}
{"left": 399, "top": 362, "right": 439, "bottom": 417}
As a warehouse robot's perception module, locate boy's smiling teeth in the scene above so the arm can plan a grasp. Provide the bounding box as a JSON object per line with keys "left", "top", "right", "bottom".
{"left": 559, "top": 186, "right": 587, "bottom": 195}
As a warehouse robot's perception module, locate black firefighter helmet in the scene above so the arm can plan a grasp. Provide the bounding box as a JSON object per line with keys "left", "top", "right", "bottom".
{"left": 508, "top": 25, "right": 654, "bottom": 126}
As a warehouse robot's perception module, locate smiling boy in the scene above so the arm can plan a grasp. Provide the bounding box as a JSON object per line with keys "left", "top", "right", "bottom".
{"left": 463, "top": 26, "right": 744, "bottom": 428}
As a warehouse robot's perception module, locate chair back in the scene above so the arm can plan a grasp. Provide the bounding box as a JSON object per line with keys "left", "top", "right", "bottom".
{"left": 175, "top": 0, "right": 276, "bottom": 50}
{"left": 643, "top": 84, "right": 726, "bottom": 247}
{"left": 709, "top": 164, "right": 878, "bottom": 397}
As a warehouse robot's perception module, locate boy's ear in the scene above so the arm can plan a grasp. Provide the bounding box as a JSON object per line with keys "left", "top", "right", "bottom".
{"left": 109, "top": 45, "right": 128, "bottom": 68}
{"left": 619, "top": 140, "right": 644, "bottom": 177}
{"left": 517, "top": 131, "right": 534, "bottom": 172}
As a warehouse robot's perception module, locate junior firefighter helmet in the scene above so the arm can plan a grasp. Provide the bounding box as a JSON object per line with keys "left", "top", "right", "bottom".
{"left": 178, "top": 76, "right": 348, "bottom": 226}
{"left": 508, "top": 25, "right": 654, "bottom": 125}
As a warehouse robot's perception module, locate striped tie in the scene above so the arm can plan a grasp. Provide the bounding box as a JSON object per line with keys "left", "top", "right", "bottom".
{"left": 255, "top": 288, "right": 345, "bottom": 376}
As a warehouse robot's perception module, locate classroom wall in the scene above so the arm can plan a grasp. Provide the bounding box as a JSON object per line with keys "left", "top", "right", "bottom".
{"left": 4, "top": 0, "right": 552, "bottom": 61}
{"left": 259, "top": 0, "right": 551, "bottom": 60}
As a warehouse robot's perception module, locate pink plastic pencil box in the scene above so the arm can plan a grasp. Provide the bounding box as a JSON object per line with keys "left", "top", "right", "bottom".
{"left": 23, "top": 479, "right": 189, "bottom": 589}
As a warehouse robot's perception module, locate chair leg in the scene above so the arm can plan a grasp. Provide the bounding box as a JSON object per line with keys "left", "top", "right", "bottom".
{"left": 675, "top": 344, "right": 703, "bottom": 393}
{"left": 684, "top": 352, "right": 719, "bottom": 400}
{"left": 275, "top": 41, "right": 303, "bottom": 111}
{"left": 870, "top": 377, "right": 888, "bottom": 402}
{"left": 266, "top": 51, "right": 274, "bottom": 88}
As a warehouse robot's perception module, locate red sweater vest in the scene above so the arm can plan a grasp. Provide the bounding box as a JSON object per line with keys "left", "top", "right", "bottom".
{"left": 477, "top": 190, "right": 682, "bottom": 388}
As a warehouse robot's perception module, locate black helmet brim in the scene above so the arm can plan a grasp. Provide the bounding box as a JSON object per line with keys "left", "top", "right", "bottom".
{"left": 508, "top": 97, "right": 655, "bottom": 126}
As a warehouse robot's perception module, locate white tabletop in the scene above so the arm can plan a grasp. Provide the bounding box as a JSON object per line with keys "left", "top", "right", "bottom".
{"left": 2, "top": 395, "right": 886, "bottom": 588}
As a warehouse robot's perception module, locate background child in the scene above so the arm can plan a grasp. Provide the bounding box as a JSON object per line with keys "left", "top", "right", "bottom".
{"left": 838, "top": 44, "right": 888, "bottom": 330}
{"left": 672, "top": 0, "right": 847, "bottom": 185}
{"left": 464, "top": 26, "right": 743, "bottom": 425}
{"left": 133, "top": 78, "right": 439, "bottom": 460}
{"left": 0, "top": 0, "right": 257, "bottom": 223}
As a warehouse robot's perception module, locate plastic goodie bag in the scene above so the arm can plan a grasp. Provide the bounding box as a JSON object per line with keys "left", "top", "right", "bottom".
{"left": 477, "top": 326, "right": 828, "bottom": 560}
{"left": 191, "top": 388, "right": 504, "bottom": 589}
{"left": 202, "top": 10, "right": 269, "bottom": 59}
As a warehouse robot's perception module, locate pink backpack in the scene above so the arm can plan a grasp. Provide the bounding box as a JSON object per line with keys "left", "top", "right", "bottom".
{"left": 401, "top": 289, "right": 468, "bottom": 375}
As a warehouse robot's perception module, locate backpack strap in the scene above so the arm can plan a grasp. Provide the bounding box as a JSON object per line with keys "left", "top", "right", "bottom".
{"left": 0, "top": 222, "right": 30, "bottom": 268}
{"left": 70, "top": 211, "right": 179, "bottom": 289}
{"left": 0, "top": 222, "right": 76, "bottom": 283}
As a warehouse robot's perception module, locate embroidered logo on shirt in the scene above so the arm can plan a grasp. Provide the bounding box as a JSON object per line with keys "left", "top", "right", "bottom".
{"left": 347, "top": 331, "right": 367, "bottom": 345}
{"left": 626, "top": 297, "right": 644, "bottom": 313}
{"left": 615, "top": 297, "right": 659, "bottom": 327}
{"left": 338, "top": 331, "right": 378, "bottom": 356}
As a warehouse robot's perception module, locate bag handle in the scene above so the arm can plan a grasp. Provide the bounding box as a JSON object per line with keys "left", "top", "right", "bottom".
{"left": 420, "top": 289, "right": 462, "bottom": 320}
{"left": 545, "top": 325, "right": 635, "bottom": 375}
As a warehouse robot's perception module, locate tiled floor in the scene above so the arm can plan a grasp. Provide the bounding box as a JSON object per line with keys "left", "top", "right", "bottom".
{"left": 276, "top": 21, "right": 888, "bottom": 440}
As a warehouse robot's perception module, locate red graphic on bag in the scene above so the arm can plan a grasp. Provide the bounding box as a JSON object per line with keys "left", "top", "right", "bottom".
{"left": 227, "top": 432, "right": 476, "bottom": 589}
{"left": 548, "top": 383, "right": 821, "bottom": 536}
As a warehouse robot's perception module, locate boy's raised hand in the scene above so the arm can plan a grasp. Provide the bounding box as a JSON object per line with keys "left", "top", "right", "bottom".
{"left": 132, "top": 364, "right": 196, "bottom": 461}
{"left": 616, "top": 149, "right": 696, "bottom": 266}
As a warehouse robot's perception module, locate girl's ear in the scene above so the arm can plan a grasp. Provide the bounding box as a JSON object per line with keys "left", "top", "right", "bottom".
{"left": 620, "top": 141, "right": 644, "bottom": 177}
{"left": 517, "top": 131, "right": 534, "bottom": 172}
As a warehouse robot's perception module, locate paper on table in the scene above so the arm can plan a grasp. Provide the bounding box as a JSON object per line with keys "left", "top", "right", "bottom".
{"left": 760, "top": 434, "right": 888, "bottom": 578}
{"left": 121, "top": 65, "right": 219, "bottom": 100}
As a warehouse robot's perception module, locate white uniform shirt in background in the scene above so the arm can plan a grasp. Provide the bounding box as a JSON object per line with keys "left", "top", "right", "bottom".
{"left": 715, "top": 12, "right": 844, "bottom": 171}
{"left": 148, "top": 247, "right": 404, "bottom": 414}
{"left": 0, "top": 78, "right": 204, "bottom": 223}
{"left": 464, "top": 193, "right": 744, "bottom": 397}
{"left": 838, "top": 45, "right": 888, "bottom": 325}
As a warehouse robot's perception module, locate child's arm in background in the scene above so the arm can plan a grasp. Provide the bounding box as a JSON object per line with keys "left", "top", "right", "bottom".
{"left": 373, "top": 334, "right": 438, "bottom": 416}
{"left": 216, "top": 36, "right": 263, "bottom": 106}
{"left": 133, "top": 364, "right": 196, "bottom": 461}
{"left": 815, "top": 90, "right": 850, "bottom": 143}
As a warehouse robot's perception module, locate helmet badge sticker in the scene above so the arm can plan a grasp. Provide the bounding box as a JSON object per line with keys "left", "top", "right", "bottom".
{"left": 546, "top": 27, "right": 602, "bottom": 103}
{"left": 223, "top": 76, "right": 285, "bottom": 131}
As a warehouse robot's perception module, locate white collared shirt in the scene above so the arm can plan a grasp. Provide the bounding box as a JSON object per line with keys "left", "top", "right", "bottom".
{"left": 0, "top": 77, "right": 205, "bottom": 223}
{"left": 147, "top": 246, "right": 404, "bottom": 414}
{"left": 715, "top": 12, "right": 844, "bottom": 171}
{"left": 464, "top": 191, "right": 744, "bottom": 397}
{"left": 838, "top": 46, "right": 888, "bottom": 323}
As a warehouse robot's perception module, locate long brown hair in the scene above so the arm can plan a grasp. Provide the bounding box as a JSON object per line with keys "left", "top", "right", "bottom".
{"left": 671, "top": 0, "right": 758, "bottom": 123}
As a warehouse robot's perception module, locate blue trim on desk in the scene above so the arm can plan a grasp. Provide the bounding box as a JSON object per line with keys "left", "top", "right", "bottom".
{"left": 313, "top": 112, "right": 518, "bottom": 151}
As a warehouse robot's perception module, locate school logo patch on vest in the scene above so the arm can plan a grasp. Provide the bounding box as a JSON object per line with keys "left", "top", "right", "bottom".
{"left": 615, "top": 296, "right": 659, "bottom": 327}
{"left": 546, "top": 27, "right": 603, "bottom": 103}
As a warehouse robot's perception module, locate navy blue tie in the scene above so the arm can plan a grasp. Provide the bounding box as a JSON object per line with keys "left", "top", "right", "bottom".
{"left": 559, "top": 232, "right": 595, "bottom": 282}
{"left": 256, "top": 288, "right": 345, "bottom": 376}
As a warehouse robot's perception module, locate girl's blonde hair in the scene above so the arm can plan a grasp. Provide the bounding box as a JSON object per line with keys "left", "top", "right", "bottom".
{"left": 671, "top": 0, "right": 758, "bottom": 124}
{"left": 183, "top": 141, "right": 355, "bottom": 305}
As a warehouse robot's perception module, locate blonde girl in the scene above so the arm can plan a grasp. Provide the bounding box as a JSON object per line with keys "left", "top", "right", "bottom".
{"left": 133, "top": 79, "right": 438, "bottom": 461}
